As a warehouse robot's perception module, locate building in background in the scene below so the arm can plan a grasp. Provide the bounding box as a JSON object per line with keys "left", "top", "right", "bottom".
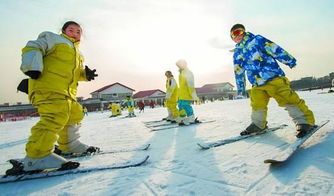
{"left": 81, "top": 83, "right": 135, "bottom": 111}
{"left": 90, "top": 82, "right": 135, "bottom": 101}
{"left": 0, "top": 103, "right": 37, "bottom": 122}
{"left": 133, "top": 89, "right": 166, "bottom": 107}
{"left": 1, "top": 81, "right": 239, "bottom": 121}
{"left": 196, "top": 82, "right": 236, "bottom": 101}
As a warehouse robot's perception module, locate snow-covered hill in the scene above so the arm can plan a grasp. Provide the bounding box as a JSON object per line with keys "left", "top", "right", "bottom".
{"left": 0, "top": 89, "right": 333, "bottom": 196}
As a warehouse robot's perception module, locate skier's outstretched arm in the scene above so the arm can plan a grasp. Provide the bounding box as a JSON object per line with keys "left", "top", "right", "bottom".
{"left": 256, "top": 35, "right": 296, "bottom": 68}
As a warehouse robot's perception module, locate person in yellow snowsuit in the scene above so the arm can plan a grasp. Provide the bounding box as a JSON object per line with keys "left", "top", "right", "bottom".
{"left": 8, "top": 21, "right": 99, "bottom": 174}
{"left": 175, "top": 59, "right": 198, "bottom": 125}
{"left": 109, "top": 102, "right": 122, "bottom": 117}
{"left": 114, "top": 102, "right": 122, "bottom": 115}
{"left": 164, "top": 71, "right": 179, "bottom": 122}
{"left": 83, "top": 106, "right": 88, "bottom": 116}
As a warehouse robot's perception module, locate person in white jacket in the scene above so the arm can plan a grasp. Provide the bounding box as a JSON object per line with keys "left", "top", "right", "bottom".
{"left": 175, "top": 59, "right": 198, "bottom": 125}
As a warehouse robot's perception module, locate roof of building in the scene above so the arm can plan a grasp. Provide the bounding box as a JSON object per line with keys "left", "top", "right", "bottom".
{"left": 133, "top": 89, "right": 165, "bottom": 98}
{"left": 195, "top": 87, "right": 215, "bottom": 94}
{"left": 82, "top": 97, "right": 100, "bottom": 101}
{"left": 91, "top": 82, "right": 135, "bottom": 94}
{"left": 202, "top": 82, "right": 234, "bottom": 88}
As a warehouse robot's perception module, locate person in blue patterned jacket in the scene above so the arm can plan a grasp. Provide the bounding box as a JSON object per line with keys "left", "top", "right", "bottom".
{"left": 230, "top": 24, "right": 315, "bottom": 138}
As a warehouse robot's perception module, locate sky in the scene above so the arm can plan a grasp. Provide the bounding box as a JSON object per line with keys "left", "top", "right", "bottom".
{"left": 1, "top": 0, "right": 334, "bottom": 104}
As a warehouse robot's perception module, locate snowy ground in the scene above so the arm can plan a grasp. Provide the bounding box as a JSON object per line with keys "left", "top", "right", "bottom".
{"left": 0, "top": 89, "right": 333, "bottom": 196}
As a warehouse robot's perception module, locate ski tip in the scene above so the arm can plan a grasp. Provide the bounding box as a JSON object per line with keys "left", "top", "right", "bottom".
{"left": 129, "top": 155, "right": 150, "bottom": 167}
{"left": 144, "top": 144, "right": 151, "bottom": 150}
{"left": 320, "top": 120, "right": 330, "bottom": 125}
{"left": 264, "top": 159, "right": 273, "bottom": 164}
{"left": 264, "top": 159, "right": 283, "bottom": 164}
{"left": 197, "top": 143, "right": 209, "bottom": 150}
{"left": 310, "top": 120, "right": 330, "bottom": 130}
{"left": 143, "top": 155, "right": 150, "bottom": 162}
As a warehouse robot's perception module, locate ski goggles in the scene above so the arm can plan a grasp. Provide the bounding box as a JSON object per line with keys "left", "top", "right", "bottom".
{"left": 230, "top": 29, "right": 245, "bottom": 39}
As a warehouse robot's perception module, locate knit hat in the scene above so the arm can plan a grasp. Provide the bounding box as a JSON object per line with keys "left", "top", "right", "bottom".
{"left": 176, "top": 59, "right": 188, "bottom": 69}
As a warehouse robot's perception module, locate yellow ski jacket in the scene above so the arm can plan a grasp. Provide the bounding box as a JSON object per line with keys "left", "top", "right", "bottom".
{"left": 178, "top": 69, "right": 197, "bottom": 101}
{"left": 20, "top": 32, "right": 87, "bottom": 101}
{"left": 165, "top": 76, "right": 178, "bottom": 102}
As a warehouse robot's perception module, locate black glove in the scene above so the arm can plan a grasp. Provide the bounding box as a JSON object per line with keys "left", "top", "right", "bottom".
{"left": 25, "top": 71, "right": 41, "bottom": 79}
{"left": 85, "top": 66, "right": 98, "bottom": 81}
{"left": 17, "top": 79, "right": 29, "bottom": 94}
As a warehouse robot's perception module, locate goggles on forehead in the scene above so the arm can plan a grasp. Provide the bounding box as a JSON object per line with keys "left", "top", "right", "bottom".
{"left": 230, "top": 29, "right": 245, "bottom": 39}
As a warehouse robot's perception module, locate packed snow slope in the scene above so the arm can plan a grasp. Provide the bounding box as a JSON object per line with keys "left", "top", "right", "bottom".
{"left": 0, "top": 89, "right": 333, "bottom": 196}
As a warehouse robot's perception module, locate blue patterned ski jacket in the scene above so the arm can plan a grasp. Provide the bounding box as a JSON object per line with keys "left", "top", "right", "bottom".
{"left": 233, "top": 32, "right": 297, "bottom": 95}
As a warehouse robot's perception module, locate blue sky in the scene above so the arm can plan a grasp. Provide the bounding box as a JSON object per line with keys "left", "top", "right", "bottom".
{"left": 1, "top": 0, "right": 333, "bottom": 103}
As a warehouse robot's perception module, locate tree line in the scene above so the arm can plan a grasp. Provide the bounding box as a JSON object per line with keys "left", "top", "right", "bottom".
{"left": 290, "top": 72, "right": 334, "bottom": 90}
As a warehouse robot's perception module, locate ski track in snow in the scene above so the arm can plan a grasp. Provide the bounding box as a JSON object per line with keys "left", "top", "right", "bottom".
{"left": 0, "top": 89, "right": 333, "bottom": 195}
{"left": 150, "top": 164, "right": 246, "bottom": 190}
{"left": 0, "top": 139, "right": 27, "bottom": 150}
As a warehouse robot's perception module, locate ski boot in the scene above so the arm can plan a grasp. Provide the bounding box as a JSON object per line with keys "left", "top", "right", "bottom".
{"left": 163, "top": 114, "right": 173, "bottom": 121}
{"left": 240, "top": 123, "right": 267, "bottom": 136}
{"left": 54, "top": 143, "right": 100, "bottom": 156}
{"left": 169, "top": 117, "right": 178, "bottom": 124}
{"left": 179, "top": 115, "right": 197, "bottom": 126}
{"left": 166, "top": 116, "right": 173, "bottom": 122}
{"left": 296, "top": 124, "right": 314, "bottom": 138}
{"left": 176, "top": 116, "right": 186, "bottom": 125}
{"left": 6, "top": 153, "right": 80, "bottom": 176}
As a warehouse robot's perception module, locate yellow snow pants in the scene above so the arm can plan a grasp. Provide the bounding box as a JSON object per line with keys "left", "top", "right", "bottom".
{"left": 165, "top": 100, "right": 179, "bottom": 118}
{"left": 127, "top": 106, "right": 134, "bottom": 113}
{"left": 250, "top": 77, "right": 315, "bottom": 128}
{"left": 26, "top": 91, "right": 84, "bottom": 158}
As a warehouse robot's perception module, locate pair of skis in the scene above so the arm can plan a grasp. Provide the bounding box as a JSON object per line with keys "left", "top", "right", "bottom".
{"left": 1, "top": 120, "right": 329, "bottom": 184}
{"left": 264, "top": 120, "right": 329, "bottom": 164}
{"left": 0, "top": 144, "right": 151, "bottom": 184}
{"left": 146, "top": 119, "right": 330, "bottom": 164}
{"left": 197, "top": 124, "right": 288, "bottom": 149}
{"left": 61, "top": 143, "right": 150, "bottom": 158}
{"left": 197, "top": 120, "right": 330, "bottom": 164}
{"left": 144, "top": 119, "right": 216, "bottom": 131}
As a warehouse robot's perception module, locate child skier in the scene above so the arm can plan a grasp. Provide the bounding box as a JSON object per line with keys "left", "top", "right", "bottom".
{"left": 175, "top": 59, "right": 198, "bottom": 125}
{"left": 230, "top": 23, "right": 315, "bottom": 138}
{"left": 83, "top": 106, "right": 88, "bottom": 116}
{"left": 123, "top": 96, "right": 136, "bottom": 117}
{"left": 149, "top": 100, "right": 155, "bottom": 108}
{"left": 138, "top": 102, "right": 145, "bottom": 113}
{"left": 163, "top": 71, "right": 179, "bottom": 123}
{"left": 7, "top": 21, "right": 99, "bottom": 175}
{"left": 109, "top": 102, "right": 122, "bottom": 117}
